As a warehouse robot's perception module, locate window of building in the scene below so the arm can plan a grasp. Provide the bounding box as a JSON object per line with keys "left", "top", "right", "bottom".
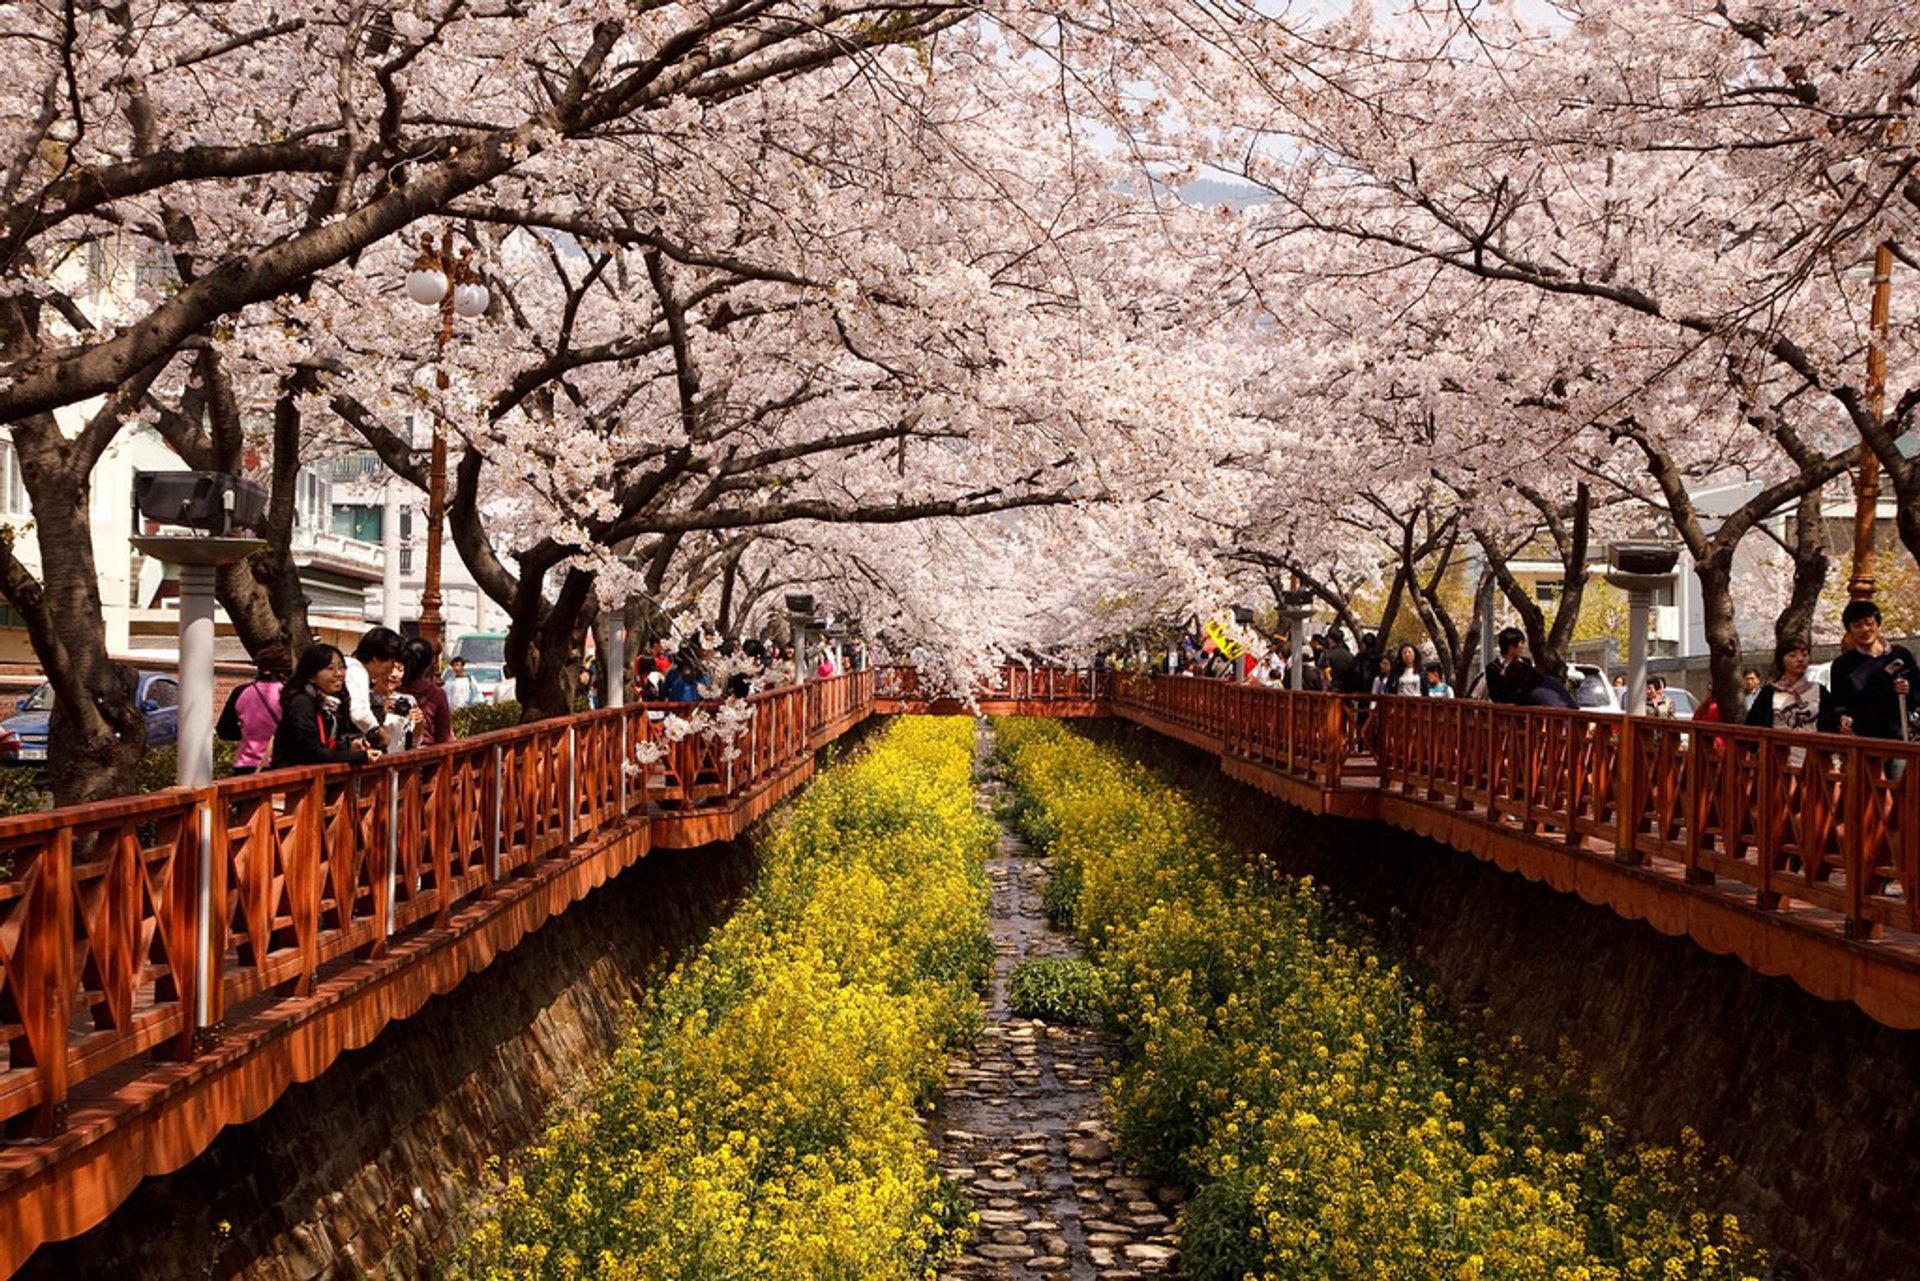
{"left": 331, "top": 503, "right": 383, "bottom": 542}
{"left": 295, "top": 470, "right": 331, "bottom": 536}
{"left": 1535, "top": 581, "right": 1561, "bottom": 603}
{"left": 0, "top": 439, "right": 24, "bottom": 516}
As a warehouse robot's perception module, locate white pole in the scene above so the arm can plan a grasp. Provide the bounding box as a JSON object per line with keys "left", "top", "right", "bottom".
{"left": 1627, "top": 588, "right": 1652, "bottom": 717}
{"left": 381, "top": 479, "right": 402, "bottom": 629}
{"left": 178, "top": 564, "right": 217, "bottom": 789}
{"left": 177, "top": 563, "right": 218, "bottom": 1029}
{"left": 607, "top": 608, "right": 626, "bottom": 710}
{"left": 1288, "top": 613, "right": 1308, "bottom": 692}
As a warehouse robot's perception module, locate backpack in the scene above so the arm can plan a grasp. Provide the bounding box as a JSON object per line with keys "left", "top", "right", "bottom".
{"left": 216, "top": 682, "right": 250, "bottom": 741}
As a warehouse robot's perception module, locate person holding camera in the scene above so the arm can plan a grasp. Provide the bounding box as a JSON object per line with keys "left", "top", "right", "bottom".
{"left": 1831, "top": 600, "right": 1915, "bottom": 742}
{"left": 396, "top": 638, "right": 449, "bottom": 748}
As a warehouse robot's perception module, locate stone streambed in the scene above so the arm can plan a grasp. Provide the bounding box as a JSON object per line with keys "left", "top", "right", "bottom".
{"left": 931, "top": 722, "right": 1182, "bottom": 1279}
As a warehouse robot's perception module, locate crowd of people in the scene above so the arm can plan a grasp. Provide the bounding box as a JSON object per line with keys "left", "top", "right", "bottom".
{"left": 1163, "top": 599, "right": 1916, "bottom": 747}
{"left": 212, "top": 623, "right": 867, "bottom": 773}
{"left": 214, "top": 627, "right": 447, "bottom": 771}
{"left": 625, "top": 631, "right": 865, "bottom": 707}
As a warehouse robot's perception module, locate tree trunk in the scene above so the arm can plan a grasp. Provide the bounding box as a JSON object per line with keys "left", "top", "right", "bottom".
{"left": 1774, "top": 488, "right": 1830, "bottom": 657}
{"left": 1542, "top": 484, "right": 1592, "bottom": 670}
{"left": 505, "top": 567, "right": 596, "bottom": 721}
{"left": 5, "top": 441, "right": 147, "bottom": 805}
{"left": 1695, "top": 548, "right": 1744, "bottom": 714}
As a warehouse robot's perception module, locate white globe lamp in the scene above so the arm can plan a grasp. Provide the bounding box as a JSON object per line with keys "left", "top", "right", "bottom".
{"left": 452, "top": 281, "right": 491, "bottom": 318}
{"left": 405, "top": 267, "right": 449, "bottom": 307}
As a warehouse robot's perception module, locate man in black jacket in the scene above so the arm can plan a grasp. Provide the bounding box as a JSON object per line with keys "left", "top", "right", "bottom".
{"left": 1320, "top": 629, "right": 1356, "bottom": 691}
{"left": 1483, "top": 627, "right": 1527, "bottom": 704}
{"left": 1831, "top": 600, "right": 1914, "bottom": 741}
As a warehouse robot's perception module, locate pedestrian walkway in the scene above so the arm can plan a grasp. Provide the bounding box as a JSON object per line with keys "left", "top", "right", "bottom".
{"left": 933, "top": 722, "right": 1181, "bottom": 1279}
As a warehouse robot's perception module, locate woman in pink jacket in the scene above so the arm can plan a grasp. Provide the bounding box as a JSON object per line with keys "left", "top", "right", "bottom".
{"left": 218, "top": 648, "right": 291, "bottom": 774}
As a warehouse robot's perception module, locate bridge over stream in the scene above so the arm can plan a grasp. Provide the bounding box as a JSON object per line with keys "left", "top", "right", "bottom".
{"left": 3, "top": 666, "right": 1918, "bottom": 1273}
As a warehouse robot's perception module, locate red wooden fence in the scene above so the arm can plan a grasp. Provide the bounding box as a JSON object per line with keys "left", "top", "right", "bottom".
{"left": 1110, "top": 672, "right": 1920, "bottom": 1027}
{"left": 0, "top": 671, "right": 872, "bottom": 1142}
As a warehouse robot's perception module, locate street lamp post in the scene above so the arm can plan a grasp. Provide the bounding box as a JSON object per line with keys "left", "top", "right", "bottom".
{"left": 402, "top": 229, "right": 490, "bottom": 653}
{"left": 785, "top": 594, "right": 816, "bottom": 683}
{"left": 1849, "top": 241, "right": 1895, "bottom": 602}
{"left": 131, "top": 471, "right": 268, "bottom": 1036}
{"left": 1604, "top": 541, "right": 1680, "bottom": 717}
{"left": 1277, "top": 588, "right": 1316, "bottom": 692}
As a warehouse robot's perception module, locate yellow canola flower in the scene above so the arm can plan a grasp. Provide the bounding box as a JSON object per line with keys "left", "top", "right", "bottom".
{"left": 450, "top": 718, "right": 989, "bottom": 1280}
{"left": 992, "top": 719, "right": 1768, "bottom": 1281}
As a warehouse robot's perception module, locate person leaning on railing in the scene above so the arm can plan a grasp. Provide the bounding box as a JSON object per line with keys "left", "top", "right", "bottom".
{"left": 399, "top": 638, "right": 451, "bottom": 748}
{"left": 272, "top": 644, "right": 380, "bottom": 768}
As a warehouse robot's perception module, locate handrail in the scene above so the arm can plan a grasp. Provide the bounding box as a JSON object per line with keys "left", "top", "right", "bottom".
{"left": 0, "top": 670, "right": 874, "bottom": 1137}
{"left": 1370, "top": 696, "right": 1920, "bottom": 940}
{"left": 875, "top": 665, "right": 1111, "bottom": 703}
{"left": 1111, "top": 673, "right": 1920, "bottom": 943}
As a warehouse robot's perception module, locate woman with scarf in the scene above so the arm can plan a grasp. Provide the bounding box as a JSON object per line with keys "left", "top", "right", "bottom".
{"left": 272, "top": 644, "right": 380, "bottom": 768}
{"left": 1744, "top": 639, "right": 1839, "bottom": 735}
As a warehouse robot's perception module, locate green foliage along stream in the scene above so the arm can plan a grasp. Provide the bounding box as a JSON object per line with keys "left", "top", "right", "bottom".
{"left": 993, "top": 719, "right": 1765, "bottom": 1281}
{"left": 453, "top": 717, "right": 993, "bottom": 1280}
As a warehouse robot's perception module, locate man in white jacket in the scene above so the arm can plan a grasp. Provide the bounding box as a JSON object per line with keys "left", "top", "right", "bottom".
{"left": 346, "top": 626, "right": 408, "bottom": 749}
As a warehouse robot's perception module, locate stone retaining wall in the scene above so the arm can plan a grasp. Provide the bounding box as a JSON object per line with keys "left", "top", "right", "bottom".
{"left": 1099, "top": 723, "right": 1920, "bottom": 1281}
{"left": 15, "top": 839, "right": 757, "bottom": 1281}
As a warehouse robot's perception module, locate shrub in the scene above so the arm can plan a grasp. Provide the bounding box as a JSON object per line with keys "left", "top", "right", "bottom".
{"left": 1040, "top": 857, "right": 1081, "bottom": 926}
{"left": 0, "top": 766, "right": 49, "bottom": 818}
{"left": 135, "top": 739, "right": 238, "bottom": 793}
{"left": 1006, "top": 957, "right": 1106, "bottom": 1026}
{"left": 452, "top": 699, "right": 522, "bottom": 737}
{"left": 994, "top": 719, "right": 1766, "bottom": 1281}
{"left": 452, "top": 716, "right": 994, "bottom": 1280}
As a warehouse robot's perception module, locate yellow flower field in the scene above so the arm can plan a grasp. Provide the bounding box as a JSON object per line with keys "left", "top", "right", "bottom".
{"left": 452, "top": 717, "right": 994, "bottom": 1280}
{"left": 994, "top": 719, "right": 1765, "bottom": 1281}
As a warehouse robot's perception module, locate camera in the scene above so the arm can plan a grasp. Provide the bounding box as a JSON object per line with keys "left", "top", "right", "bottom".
{"left": 389, "top": 695, "right": 414, "bottom": 716}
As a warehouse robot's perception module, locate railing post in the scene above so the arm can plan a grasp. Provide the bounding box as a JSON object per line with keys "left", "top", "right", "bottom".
{"left": 384, "top": 767, "right": 400, "bottom": 937}
{"left": 490, "top": 743, "right": 505, "bottom": 882}
{"left": 193, "top": 790, "right": 214, "bottom": 1031}
{"left": 20, "top": 827, "right": 75, "bottom": 1137}
{"left": 566, "top": 725, "right": 578, "bottom": 849}
{"left": 1844, "top": 746, "right": 1879, "bottom": 939}
{"left": 1615, "top": 720, "right": 1642, "bottom": 864}
{"left": 618, "top": 711, "right": 629, "bottom": 816}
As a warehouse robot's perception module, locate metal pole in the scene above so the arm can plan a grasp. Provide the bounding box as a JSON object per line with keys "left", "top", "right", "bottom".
{"left": 177, "top": 564, "right": 217, "bottom": 789}
{"left": 1849, "top": 241, "right": 1894, "bottom": 602}
{"left": 194, "top": 801, "right": 212, "bottom": 1028}
{"left": 1627, "top": 588, "right": 1652, "bottom": 718}
{"left": 607, "top": 608, "right": 626, "bottom": 710}
{"left": 1478, "top": 574, "right": 1498, "bottom": 679}
{"left": 418, "top": 228, "right": 456, "bottom": 653}
{"left": 384, "top": 770, "right": 400, "bottom": 935}
{"left": 381, "top": 478, "right": 402, "bottom": 630}
{"left": 1288, "top": 613, "right": 1308, "bottom": 692}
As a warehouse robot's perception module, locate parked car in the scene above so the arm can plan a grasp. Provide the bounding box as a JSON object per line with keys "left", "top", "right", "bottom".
{"left": 448, "top": 633, "right": 515, "bottom": 705}
{"left": 463, "top": 662, "right": 516, "bottom": 705}
{"left": 1567, "top": 664, "right": 1624, "bottom": 713}
{"left": 0, "top": 672, "right": 182, "bottom": 764}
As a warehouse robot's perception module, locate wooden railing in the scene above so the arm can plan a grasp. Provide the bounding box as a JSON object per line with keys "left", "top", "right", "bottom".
{"left": 1113, "top": 672, "right": 1920, "bottom": 949}
{"left": 1372, "top": 697, "right": 1920, "bottom": 940}
{"left": 875, "top": 665, "right": 1112, "bottom": 704}
{"left": 1112, "top": 672, "right": 1367, "bottom": 786}
{"left": 0, "top": 671, "right": 872, "bottom": 1139}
